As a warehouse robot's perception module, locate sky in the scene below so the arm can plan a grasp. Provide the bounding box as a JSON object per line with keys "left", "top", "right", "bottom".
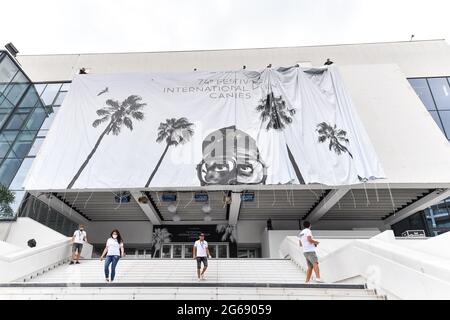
{"left": 0, "top": 0, "right": 449, "bottom": 55}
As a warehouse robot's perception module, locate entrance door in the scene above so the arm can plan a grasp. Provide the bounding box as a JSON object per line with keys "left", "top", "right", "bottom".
{"left": 157, "top": 243, "right": 229, "bottom": 258}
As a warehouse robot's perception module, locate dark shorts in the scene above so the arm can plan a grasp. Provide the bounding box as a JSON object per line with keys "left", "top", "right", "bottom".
{"left": 304, "top": 252, "right": 318, "bottom": 268}
{"left": 196, "top": 256, "right": 208, "bottom": 268}
{"left": 72, "top": 243, "right": 83, "bottom": 253}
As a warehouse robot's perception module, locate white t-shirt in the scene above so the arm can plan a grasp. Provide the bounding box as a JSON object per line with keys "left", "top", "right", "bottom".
{"left": 194, "top": 240, "right": 208, "bottom": 257}
{"left": 106, "top": 238, "right": 123, "bottom": 256}
{"left": 73, "top": 230, "right": 86, "bottom": 244}
{"left": 297, "top": 228, "right": 316, "bottom": 253}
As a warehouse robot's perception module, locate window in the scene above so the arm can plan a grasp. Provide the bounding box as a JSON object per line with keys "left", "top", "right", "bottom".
{"left": 408, "top": 79, "right": 435, "bottom": 111}
{"left": 0, "top": 158, "right": 22, "bottom": 186}
{"left": 40, "top": 83, "right": 62, "bottom": 106}
{"left": 409, "top": 77, "right": 450, "bottom": 140}
{"left": 5, "top": 113, "right": 29, "bottom": 130}
{"left": 9, "top": 158, "right": 33, "bottom": 190}
{"left": 0, "top": 56, "right": 19, "bottom": 94}
{"left": 439, "top": 111, "right": 450, "bottom": 139}
{"left": 24, "top": 107, "right": 47, "bottom": 130}
{"left": 428, "top": 78, "right": 450, "bottom": 111}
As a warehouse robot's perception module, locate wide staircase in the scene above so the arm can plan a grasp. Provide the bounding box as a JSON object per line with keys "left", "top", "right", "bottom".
{"left": 0, "top": 259, "right": 384, "bottom": 300}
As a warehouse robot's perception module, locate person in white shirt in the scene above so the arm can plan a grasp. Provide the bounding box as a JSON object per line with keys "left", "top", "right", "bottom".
{"left": 193, "top": 233, "right": 210, "bottom": 281}
{"left": 100, "top": 229, "right": 124, "bottom": 282}
{"left": 298, "top": 221, "right": 323, "bottom": 283}
{"left": 70, "top": 224, "right": 87, "bottom": 265}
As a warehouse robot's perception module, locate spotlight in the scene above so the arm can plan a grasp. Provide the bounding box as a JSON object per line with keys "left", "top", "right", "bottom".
{"left": 79, "top": 67, "right": 88, "bottom": 74}
{"left": 202, "top": 204, "right": 211, "bottom": 213}
{"left": 5, "top": 42, "right": 19, "bottom": 57}
{"left": 172, "top": 213, "right": 181, "bottom": 222}
{"left": 324, "top": 58, "right": 333, "bottom": 66}
{"left": 267, "top": 64, "right": 272, "bottom": 68}
{"left": 167, "top": 204, "right": 177, "bottom": 213}
{"left": 243, "top": 65, "right": 246, "bottom": 69}
{"left": 204, "top": 214, "right": 212, "bottom": 222}
{"left": 138, "top": 196, "right": 149, "bottom": 204}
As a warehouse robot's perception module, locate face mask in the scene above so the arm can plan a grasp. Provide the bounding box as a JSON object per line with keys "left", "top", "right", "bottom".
{"left": 112, "top": 235, "right": 117, "bottom": 239}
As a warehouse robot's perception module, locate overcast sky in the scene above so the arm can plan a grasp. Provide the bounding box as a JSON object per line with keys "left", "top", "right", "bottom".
{"left": 1, "top": 0, "right": 449, "bottom": 55}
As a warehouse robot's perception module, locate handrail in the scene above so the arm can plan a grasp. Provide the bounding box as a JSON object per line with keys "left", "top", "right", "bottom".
{"left": 280, "top": 232, "right": 450, "bottom": 299}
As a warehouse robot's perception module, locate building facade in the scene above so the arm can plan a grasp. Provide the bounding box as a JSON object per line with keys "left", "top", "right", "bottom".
{"left": 1, "top": 39, "right": 450, "bottom": 257}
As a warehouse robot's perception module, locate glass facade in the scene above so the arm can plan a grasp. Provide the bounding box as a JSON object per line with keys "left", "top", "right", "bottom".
{"left": 409, "top": 77, "right": 450, "bottom": 236}
{"left": 408, "top": 77, "right": 450, "bottom": 140}
{"left": 0, "top": 51, "right": 71, "bottom": 222}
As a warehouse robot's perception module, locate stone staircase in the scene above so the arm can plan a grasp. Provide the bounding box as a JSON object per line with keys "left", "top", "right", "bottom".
{"left": 0, "top": 259, "right": 385, "bottom": 300}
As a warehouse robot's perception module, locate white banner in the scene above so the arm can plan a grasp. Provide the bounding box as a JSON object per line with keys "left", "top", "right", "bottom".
{"left": 24, "top": 66, "right": 385, "bottom": 190}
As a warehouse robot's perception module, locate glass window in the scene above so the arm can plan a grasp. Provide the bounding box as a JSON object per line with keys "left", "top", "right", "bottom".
{"left": 218, "top": 244, "right": 228, "bottom": 258}
{"left": 0, "top": 158, "right": 22, "bottom": 186}
{"left": 18, "top": 87, "right": 40, "bottom": 109}
{"left": 40, "top": 111, "right": 57, "bottom": 130}
{"left": 33, "top": 84, "right": 46, "bottom": 96}
{"left": 5, "top": 113, "right": 29, "bottom": 130}
{"left": 0, "top": 112, "right": 10, "bottom": 128}
{"left": 184, "top": 245, "right": 193, "bottom": 258}
{"left": 0, "top": 56, "right": 19, "bottom": 94}
{"left": 9, "top": 158, "right": 33, "bottom": 190}
{"left": 53, "top": 91, "right": 67, "bottom": 106}
{"left": 5, "top": 82, "right": 29, "bottom": 105}
{"left": 161, "top": 244, "right": 171, "bottom": 258}
{"left": 40, "top": 83, "right": 62, "bottom": 106}
{"left": 429, "top": 111, "right": 445, "bottom": 135}
{"left": 24, "top": 107, "right": 47, "bottom": 130}
{"left": 0, "top": 97, "right": 14, "bottom": 110}
{"left": 60, "top": 83, "right": 71, "bottom": 91}
{"left": 428, "top": 78, "right": 450, "bottom": 110}
{"left": 173, "top": 244, "right": 182, "bottom": 258}
{"left": 438, "top": 111, "right": 450, "bottom": 139}
{"left": 208, "top": 245, "right": 216, "bottom": 258}
{"left": 408, "top": 79, "right": 436, "bottom": 111}
{"left": 9, "top": 140, "right": 33, "bottom": 158}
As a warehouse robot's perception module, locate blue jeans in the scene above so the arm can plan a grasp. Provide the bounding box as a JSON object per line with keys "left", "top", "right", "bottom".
{"left": 104, "top": 255, "right": 120, "bottom": 281}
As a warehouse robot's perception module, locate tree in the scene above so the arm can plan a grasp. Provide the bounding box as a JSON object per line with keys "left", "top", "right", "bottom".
{"left": 0, "top": 184, "right": 15, "bottom": 219}
{"left": 145, "top": 117, "right": 194, "bottom": 187}
{"left": 151, "top": 228, "right": 172, "bottom": 258}
{"left": 216, "top": 224, "right": 237, "bottom": 243}
{"left": 67, "top": 95, "right": 146, "bottom": 188}
{"left": 316, "top": 122, "right": 353, "bottom": 158}
{"left": 256, "top": 92, "right": 305, "bottom": 184}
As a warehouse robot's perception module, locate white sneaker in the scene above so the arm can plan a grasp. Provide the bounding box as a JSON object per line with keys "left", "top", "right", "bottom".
{"left": 201, "top": 274, "right": 206, "bottom": 280}
{"left": 315, "top": 278, "right": 324, "bottom": 283}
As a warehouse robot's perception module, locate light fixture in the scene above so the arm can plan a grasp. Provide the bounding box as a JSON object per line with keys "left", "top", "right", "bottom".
{"left": 324, "top": 58, "right": 333, "bottom": 65}
{"left": 202, "top": 204, "right": 211, "bottom": 213}
{"left": 167, "top": 204, "right": 177, "bottom": 213}
{"left": 204, "top": 214, "right": 212, "bottom": 222}
{"left": 5, "top": 42, "right": 19, "bottom": 57}
{"left": 172, "top": 213, "right": 181, "bottom": 222}
{"left": 138, "top": 195, "right": 149, "bottom": 204}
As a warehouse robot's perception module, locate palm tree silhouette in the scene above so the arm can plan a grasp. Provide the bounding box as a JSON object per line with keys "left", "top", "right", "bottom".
{"left": 151, "top": 228, "right": 172, "bottom": 258}
{"left": 145, "top": 117, "right": 194, "bottom": 187}
{"left": 216, "top": 224, "right": 237, "bottom": 243}
{"left": 316, "top": 122, "right": 353, "bottom": 158}
{"left": 67, "top": 95, "right": 146, "bottom": 189}
{"left": 256, "top": 92, "right": 295, "bottom": 130}
{"left": 256, "top": 92, "right": 305, "bottom": 184}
